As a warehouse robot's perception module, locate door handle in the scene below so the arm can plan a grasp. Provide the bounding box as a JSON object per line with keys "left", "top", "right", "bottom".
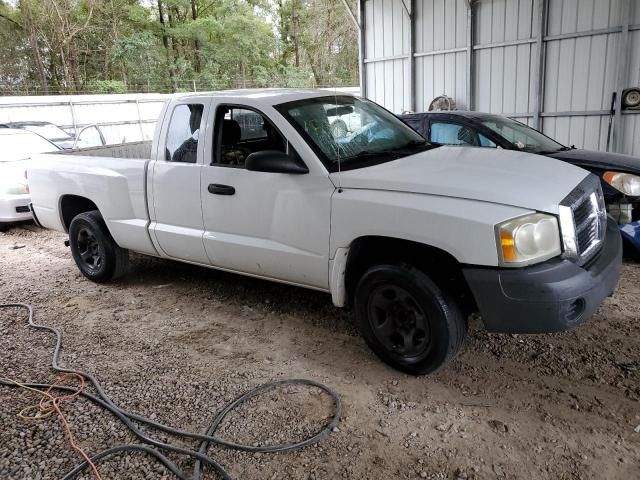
{"left": 208, "top": 184, "right": 235, "bottom": 195}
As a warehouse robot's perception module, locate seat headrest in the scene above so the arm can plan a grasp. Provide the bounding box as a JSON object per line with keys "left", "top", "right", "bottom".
{"left": 189, "top": 106, "right": 203, "bottom": 133}
{"left": 222, "top": 119, "right": 241, "bottom": 145}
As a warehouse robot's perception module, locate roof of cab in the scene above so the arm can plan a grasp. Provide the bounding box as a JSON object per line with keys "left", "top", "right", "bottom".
{"left": 172, "top": 88, "right": 355, "bottom": 106}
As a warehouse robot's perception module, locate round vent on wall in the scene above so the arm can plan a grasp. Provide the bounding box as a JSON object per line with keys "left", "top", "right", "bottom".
{"left": 428, "top": 95, "right": 457, "bottom": 111}
{"left": 622, "top": 87, "right": 640, "bottom": 110}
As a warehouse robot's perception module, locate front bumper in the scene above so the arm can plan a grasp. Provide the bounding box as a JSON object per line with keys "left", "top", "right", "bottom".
{"left": 0, "top": 193, "right": 32, "bottom": 223}
{"left": 462, "top": 217, "right": 623, "bottom": 334}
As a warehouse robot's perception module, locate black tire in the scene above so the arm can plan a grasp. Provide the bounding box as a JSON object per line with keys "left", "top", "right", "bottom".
{"left": 354, "top": 263, "right": 466, "bottom": 375}
{"left": 68, "top": 210, "right": 129, "bottom": 282}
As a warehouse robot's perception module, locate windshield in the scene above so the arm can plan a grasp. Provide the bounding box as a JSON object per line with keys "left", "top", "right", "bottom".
{"left": 480, "top": 116, "right": 565, "bottom": 154}
{"left": 21, "top": 123, "right": 72, "bottom": 141}
{"left": 275, "top": 96, "right": 430, "bottom": 171}
{"left": 0, "top": 132, "right": 58, "bottom": 161}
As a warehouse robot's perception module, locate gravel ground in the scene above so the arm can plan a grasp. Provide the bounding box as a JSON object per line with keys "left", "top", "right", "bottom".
{"left": 0, "top": 223, "right": 639, "bottom": 480}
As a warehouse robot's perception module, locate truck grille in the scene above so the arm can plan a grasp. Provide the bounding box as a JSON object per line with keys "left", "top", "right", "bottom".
{"left": 559, "top": 175, "right": 607, "bottom": 266}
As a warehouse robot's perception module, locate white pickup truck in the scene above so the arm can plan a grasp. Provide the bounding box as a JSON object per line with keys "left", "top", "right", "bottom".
{"left": 28, "top": 89, "right": 623, "bottom": 374}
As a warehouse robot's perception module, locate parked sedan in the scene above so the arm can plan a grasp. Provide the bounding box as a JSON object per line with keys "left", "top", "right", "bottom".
{"left": 1, "top": 121, "right": 77, "bottom": 149}
{"left": 0, "top": 128, "right": 60, "bottom": 228}
{"left": 1, "top": 121, "right": 107, "bottom": 149}
{"left": 400, "top": 111, "right": 640, "bottom": 253}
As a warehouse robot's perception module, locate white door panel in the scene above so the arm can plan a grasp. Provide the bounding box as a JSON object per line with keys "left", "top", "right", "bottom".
{"left": 149, "top": 99, "right": 210, "bottom": 263}
{"left": 151, "top": 161, "right": 208, "bottom": 262}
{"left": 201, "top": 168, "right": 333, "bottom": 288}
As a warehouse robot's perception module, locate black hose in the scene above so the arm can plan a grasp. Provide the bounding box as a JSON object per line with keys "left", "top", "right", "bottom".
{"left": 0, "top": 303, "right": 341, "bottom": 480}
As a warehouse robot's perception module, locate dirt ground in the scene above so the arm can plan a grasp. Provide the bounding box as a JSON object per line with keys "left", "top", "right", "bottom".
{"left": 1, "top": 224, "right": 638, "bottom": 480}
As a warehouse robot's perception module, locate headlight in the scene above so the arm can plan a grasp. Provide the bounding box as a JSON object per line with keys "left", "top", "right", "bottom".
{"left": 603, "top": 171, "right": 640, "bottom": 196}
{"left": 496, "top": 213, "right": 562, "bottom": 266}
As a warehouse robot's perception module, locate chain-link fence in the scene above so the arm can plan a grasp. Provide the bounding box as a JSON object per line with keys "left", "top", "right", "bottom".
{"left": 0, "top": 77, "right": 361, "bottom": 96}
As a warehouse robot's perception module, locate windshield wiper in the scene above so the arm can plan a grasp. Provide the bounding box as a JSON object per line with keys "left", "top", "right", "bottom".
{"left": 536, "top": 146, "right": 572, "bottom": 155}
{"left": 342, "top": 149, "right": 401, "bottom": 161}
{"left": 405, "top": 139, "right": 427, "bottom": 146}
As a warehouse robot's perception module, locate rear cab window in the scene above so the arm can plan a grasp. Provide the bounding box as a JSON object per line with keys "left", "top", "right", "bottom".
{"left": 164, "top": 103, "right": 204, "bottom": 163}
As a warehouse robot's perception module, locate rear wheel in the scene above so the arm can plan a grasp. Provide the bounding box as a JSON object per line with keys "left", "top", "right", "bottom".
{"left": 68, "top": 210, "right": 129, "bottom": 282}
{"left": 354, "top": 264, "right": 466, "bottom": 375}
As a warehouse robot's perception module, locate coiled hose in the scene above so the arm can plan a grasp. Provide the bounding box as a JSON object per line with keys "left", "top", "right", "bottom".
{"left": 0, "top": 303, "right": 341, "bottom": 480}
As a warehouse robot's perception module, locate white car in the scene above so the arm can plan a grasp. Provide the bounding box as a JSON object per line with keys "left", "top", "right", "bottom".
{"left": 28, "top": 90, "right": 622, "bottom": 374}
{"left": 0, "top": 128, "right": 60, "bottom": 227}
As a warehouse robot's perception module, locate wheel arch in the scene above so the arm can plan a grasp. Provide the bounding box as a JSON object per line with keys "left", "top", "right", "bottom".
{"left": 339, "top": 236, "right": 477, "bottom": 315}
{"left": 59, "top": 194, "right": 100, "bottom": 233}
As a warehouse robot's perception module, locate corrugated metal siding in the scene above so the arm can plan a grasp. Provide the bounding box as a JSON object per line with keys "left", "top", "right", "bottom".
{"left": 415, "top": 0, "right": 468, "bottom": 111}
{"left": 364, "top": 0, "right": 411, "bottom": 113}
{"left": 474, "top": 0, "right": 538, "bottom": 115}
{"left": 361, "top": 0, "right": 640, "bottom": 155}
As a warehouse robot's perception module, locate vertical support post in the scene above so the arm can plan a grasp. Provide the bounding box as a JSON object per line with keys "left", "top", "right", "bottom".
{"left": 532, "top": 0, "right": 548, "bottom": 130}
{"left": 359, "top": 0, "right": 367, "bottom": 98}
{"left": 192, "top": 79, "right": 197, "bottom": 92}
{"left": 614, "top": 0, "right": 631, "bottom": 153}
{"left": 465, "top": 0, "right": 474, "bottom": 110}
{"left": 135, "top": 99, "right": 145, "bottom": 140}
{"left": 69, "top": 100, "right": 78, "bottom": 136}
{"left": 408, "top": 0, "right": 416, "bottom": 112}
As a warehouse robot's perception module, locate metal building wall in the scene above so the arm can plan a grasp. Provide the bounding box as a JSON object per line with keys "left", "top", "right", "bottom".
{"left": 359, "top": 0, "right": 640, "bottom": 155}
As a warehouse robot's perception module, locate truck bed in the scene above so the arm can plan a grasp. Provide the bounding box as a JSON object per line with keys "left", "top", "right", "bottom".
{"left": 56, "top": 140, "right": 152, "bottom": 159}
{"left": 29, "top": 144, "right": 156, "bottom": 256}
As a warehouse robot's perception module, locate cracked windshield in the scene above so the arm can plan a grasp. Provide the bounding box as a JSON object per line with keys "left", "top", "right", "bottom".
{"left": 277, "top": 96, "right": 430, "bottom": 171}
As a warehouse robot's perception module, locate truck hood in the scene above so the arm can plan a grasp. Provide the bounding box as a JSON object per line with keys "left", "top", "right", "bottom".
{"left": 547, "top": 148, "right": 640, "bottom": 175}
{"left": 329, "top": 146, "right": 589, "bottom": 214}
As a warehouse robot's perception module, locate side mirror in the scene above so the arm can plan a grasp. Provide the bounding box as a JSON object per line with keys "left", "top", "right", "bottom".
{"left": 245, "top": 150, "right": 309, "bottom": 174}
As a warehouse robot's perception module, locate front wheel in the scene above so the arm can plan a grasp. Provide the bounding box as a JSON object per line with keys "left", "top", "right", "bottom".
{"left": 68, "top": 210, "right": 129, "bottom": 282}
{"left": 354, "top": 264, "right": 466, "bottom": 375}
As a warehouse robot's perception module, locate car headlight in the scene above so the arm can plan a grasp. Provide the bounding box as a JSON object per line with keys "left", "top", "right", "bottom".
{"left": 603, "top": 171, "right": 640, "bottom": 196}
{"left": 496, "top": 213, "right": 562, "bottom": 266}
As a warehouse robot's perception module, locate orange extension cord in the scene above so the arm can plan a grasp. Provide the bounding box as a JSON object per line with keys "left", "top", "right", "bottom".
{"left": 7, "top": 373, "right": 103, "bottom": 480}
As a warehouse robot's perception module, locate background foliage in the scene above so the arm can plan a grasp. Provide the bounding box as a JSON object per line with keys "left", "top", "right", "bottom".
{"left": 0, "top": 0, "right": 359, "bottom": 95}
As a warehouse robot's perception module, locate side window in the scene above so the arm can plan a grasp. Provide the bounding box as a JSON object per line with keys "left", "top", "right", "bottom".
{"left": 165, "top": 104, "right": 204, "bottom": 163}
{"left": 483, "top": 121, "right": 532, "bottom": 148}
{"left": 213, "top": 106, "right": 286, "bottom": 167}
{"left": 234, "top": 110, "right": 266, "bottom": 140}
{"left": 478, "top": 133, "right": 497, "bottom": 147}
{"left": 430, "top": 122, "right": 479, "bottom": 146}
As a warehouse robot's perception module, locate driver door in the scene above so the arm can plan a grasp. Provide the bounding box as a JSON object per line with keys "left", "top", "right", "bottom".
{"left": 200, "top": 103, "right": 334, "bottom": 289}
